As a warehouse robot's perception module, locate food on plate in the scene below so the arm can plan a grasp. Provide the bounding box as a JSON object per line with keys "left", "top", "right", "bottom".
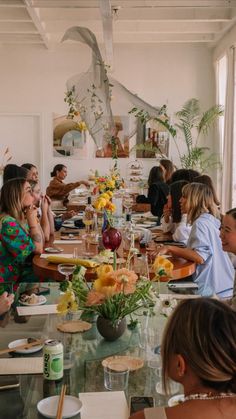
{"left": 19, "top": 293, "right": 39, "bottom": 305}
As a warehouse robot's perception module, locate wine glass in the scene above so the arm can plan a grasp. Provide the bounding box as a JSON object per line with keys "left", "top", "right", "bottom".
{"left": 58, "top": 264, "right": 76, "bottom": 281}
{"left": 123, "top": 194, "right": 133, "bottom": 214}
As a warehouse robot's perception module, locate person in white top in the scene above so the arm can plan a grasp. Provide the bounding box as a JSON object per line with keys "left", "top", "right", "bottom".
{"left": 129, "top": 298, "right": 236, "bottom": 419}
{"left": 161, "top": 180, "right": 191, "bottom": 245}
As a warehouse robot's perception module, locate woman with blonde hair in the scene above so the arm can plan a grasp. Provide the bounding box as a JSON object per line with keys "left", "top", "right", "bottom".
{"left": 130, "top": 298, "right": 236, "bottom": 419}
{"left": 0, "top": 178, "right": 43, "bottom": 283}
{"left": 149, "top": 183, "right": 234, "bottom": 297}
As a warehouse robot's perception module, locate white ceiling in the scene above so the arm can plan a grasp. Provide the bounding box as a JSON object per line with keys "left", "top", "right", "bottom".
{"left": 1, "top": 0, "right": 236, "bottom": 50}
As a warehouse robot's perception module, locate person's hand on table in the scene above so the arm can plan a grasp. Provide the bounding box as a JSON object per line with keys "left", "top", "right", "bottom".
{"left": 163, "top": 203, "right": 171, "bottom": 223}
{"left": 146, "top": 242, "right": 171, "bottom": 262}
{"left": 80, "top": 180, "right": 90, "bottom": 188}
{"left": 0, "top": 292, "right": 14, "bottom": 315}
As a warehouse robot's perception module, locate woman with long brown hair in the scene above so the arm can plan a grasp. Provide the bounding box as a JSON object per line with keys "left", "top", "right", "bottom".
{"left": 0, "top": 178, "right": 43, "bottom": 283}
{"left": 130, "top": 298, "right": 236, "bottom": 419}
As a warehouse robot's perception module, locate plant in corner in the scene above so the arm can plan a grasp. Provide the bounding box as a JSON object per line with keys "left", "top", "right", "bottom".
{"left": 175, "top": 98, "right": 224, "bottom": 171}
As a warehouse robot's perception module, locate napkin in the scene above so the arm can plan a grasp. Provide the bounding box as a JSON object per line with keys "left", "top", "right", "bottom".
{"left": 0, "top": 357, "right": 43, "bottom": 375}
{"left": 40, "top": 253, "right": 73, "bottom": 259}
{"left": 46, "top": 256, "right": 99, "bottom": 268}
{"left": 79, "top": 391, "right": 128, "bottom": 419}
{"left": 17, "top": 304, "right": 58, "bottom": 316}
{"left": 54, "top": 240, "right": 82, "bottom": 244}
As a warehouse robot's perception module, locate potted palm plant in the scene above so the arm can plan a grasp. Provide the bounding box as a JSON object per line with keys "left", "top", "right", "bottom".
{"left": 175, "top": 98, "right": 224, "bottom": 172}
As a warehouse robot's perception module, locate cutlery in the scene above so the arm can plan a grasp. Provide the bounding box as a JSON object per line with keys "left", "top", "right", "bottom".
{"left": 56, "top": 384, "right": 67, "bottom": 419}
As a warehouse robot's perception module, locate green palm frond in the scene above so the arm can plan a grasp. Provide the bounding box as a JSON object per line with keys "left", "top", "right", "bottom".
{"left": 175, "top": 98, "right": 201, "bottom": 129}
{"left": 198, "top": 105, "right": 224, "bottom": 136}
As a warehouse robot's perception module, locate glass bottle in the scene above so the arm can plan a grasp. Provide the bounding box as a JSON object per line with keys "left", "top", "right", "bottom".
{"left": 82, "top": 196, "right": 95, "bottom": 237}
{"left": 122, "top": 213, "right": 135, "bottom": 257}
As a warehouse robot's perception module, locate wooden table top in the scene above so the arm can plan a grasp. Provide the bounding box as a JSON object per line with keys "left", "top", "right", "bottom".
{"left": 33, "top": 230, "right": 196, "bottom": 282}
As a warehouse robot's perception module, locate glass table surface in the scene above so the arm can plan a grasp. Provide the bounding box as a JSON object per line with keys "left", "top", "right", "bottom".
{"left": 0, "top": 282, "right": 178, "bottom": 419}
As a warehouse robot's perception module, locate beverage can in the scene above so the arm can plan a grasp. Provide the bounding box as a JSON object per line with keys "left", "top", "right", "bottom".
{"left": 43, "top": 339, "right": 63, "bottom": 381}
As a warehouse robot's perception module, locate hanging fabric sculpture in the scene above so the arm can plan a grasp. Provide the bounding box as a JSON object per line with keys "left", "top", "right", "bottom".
{"left": 62, "top": 26, "right": 171, "bottom": 152}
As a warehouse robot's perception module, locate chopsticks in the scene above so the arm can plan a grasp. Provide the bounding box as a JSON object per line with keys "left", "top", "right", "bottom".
{"left": 56, "top": 384, "right": 67, "bottom": 419}
{"left": 0, "top": 339, "right": 43, "bottom": 356}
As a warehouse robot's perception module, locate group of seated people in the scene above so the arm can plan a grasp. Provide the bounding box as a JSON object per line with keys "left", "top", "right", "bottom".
{"left": 136, "top": 160, "right": 235, "bottom": 303}
{"left": 0, "top": 160, "right": 236, "bottom": 417}
{"left": 0, "top": 162, "right": 89, "bottom": 286}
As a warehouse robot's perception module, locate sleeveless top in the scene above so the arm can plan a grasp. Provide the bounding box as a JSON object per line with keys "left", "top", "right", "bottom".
{"left": 144, "top": 407, "right": 167, "bottom": 419}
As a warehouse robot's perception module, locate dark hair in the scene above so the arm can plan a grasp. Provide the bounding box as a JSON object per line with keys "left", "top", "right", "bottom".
{"left": 226, "top": 208, "right": 236, "bottom": 220}
{"left": 194, "top": 175, "right": 220, "bottom": 206}
{"left": 50, "top": 164, "right": 66, "bottom": 177}
{"left": 160, "top": 159, "right": 175, "bottom": 182}
{"left": 169, "top": 180, "right": 189, "bottom": 223}
{"left": 3, "top": 164, "right": 28, "bottom": 184}
{"left": 148, "top": 166, "right": 164, "bottom": 186}
{"left": 162, "top": 298, "right": 236, "bottom": 394}
{"left": 171, "top": 168, "right": 200, "bottom": 183}
{"left": 21, "top": 163, "right": 37, "bottom": 171}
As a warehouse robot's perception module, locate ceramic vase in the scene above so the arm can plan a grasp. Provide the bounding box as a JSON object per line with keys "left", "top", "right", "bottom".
{"left": 96, "top": 316, "right": 126, "bottom": 341}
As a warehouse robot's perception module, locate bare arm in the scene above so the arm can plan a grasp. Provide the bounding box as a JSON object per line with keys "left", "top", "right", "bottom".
{"left": 147, "top": 244, "right": 204, "bottom": 265}
{"left": 40, "top": 197, "right": 51, "bottom": 242}
{"left": 25, "top": 206, "right": 43, "bottom": 254}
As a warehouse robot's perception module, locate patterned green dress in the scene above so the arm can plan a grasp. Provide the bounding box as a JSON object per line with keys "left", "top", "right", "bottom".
{"left": 0, "top": 215, "right": 36, "bottom": 284}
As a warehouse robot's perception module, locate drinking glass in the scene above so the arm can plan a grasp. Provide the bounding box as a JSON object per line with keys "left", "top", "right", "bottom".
{"left": 123, "top": 194, "right": 133, "bottom": 214}
{"left": 103, "top": 361, "right": 129, "bottom": 391}
{"left": 58, "top": 264, "right": 76, "bottom": 281}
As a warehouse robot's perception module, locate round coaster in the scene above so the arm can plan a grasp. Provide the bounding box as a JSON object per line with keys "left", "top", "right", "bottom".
{"left": 102, "top": 355, "right": 144, "bottom": 371}
{"left": 57, "top": 320, "right": 92, "bottom": 333}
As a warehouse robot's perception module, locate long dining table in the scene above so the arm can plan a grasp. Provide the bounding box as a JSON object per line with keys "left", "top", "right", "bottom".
{"left": 33, "top": 230, "right": 196, "bottom": 282}
{"left": 0, "top": 280, "right": 187, "bottom": 419}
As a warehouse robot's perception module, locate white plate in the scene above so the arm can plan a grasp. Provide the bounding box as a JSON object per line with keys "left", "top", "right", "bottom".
{"left": 8, "top": 338, "right": 43, "bottom": 354}
{"left": 37, "top": 395, "right": 82, "bottom": 418}
{"left": 45, "top": 247, "right": 63, "bottom": 253}
{"left": 135, "top": 223, "right": 155, "bottom": 229}
{"left": 19, "top": 295, "right": 47, "bottom": 306}
{"left": 168, "top": 394, "right": 185, "bottom": 407}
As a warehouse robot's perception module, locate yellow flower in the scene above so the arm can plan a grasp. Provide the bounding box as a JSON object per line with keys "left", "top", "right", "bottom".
{"left": 105, "top": 201, "right": 116, "bottom": 212}
{"left": 77, "top": 121, "right": 87, "bottom": 131}
{"left": 101, "top": 192, "right": 110, "bottom": 200}
{"left": 94, "top": 265, "right": 117, "bottom": 297}
{"left": 57, "top": 290, "right": 78, "bottom": 314}
{"left": 153, "top": 256, "right": 173, "bottom": 280}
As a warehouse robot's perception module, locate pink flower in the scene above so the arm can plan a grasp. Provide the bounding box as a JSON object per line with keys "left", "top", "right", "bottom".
{"left": 113, "top": 269, "right": 138, "bottom": 295}
{"left": 9, "top": 222, "right": 16, "bottom": 227}
{"left": 85, "top": 290, "right": 105, "bottom": 306}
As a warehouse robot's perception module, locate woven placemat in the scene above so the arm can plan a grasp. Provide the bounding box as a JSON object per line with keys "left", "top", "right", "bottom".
{"left": 57, "top": 320, "right": 92, "bottom": 333}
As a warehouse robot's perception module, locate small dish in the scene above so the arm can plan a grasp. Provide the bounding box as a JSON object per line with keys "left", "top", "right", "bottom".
{"left": 8, "top": 338, "right": 43, "bottom": 354}
{"left": 102, "top": 355, "right": 144, "bottom": 372}
{"left": 168, "top": 394, "right": 185, "bottom": 407}
{"left": 19, "top": 295, "right": 47, "bottom": 306}
{"left": 37, "top": 395, "right": 82, "bottom": 418}
{"left": 45, "top": 247, "right": 63, "bottom": 253}
{"left": 59, "top": 235, "right": 78, "bottom": 240}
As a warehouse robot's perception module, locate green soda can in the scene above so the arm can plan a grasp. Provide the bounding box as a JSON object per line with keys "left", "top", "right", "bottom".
{"left": 43, "top": 339, "right": 63, "bottom": 381}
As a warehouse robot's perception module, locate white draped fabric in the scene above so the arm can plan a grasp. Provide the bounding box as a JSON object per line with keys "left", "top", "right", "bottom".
{"left": 220, "top": 47, "right": 235, "bottom": 212}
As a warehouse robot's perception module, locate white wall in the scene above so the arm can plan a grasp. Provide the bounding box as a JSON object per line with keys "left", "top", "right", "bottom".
{"left": 0, "top": 42, "right": 215, "bottom": 191}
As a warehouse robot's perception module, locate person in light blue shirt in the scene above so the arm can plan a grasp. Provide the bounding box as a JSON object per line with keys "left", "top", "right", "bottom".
{"left": 149, "top": 183, "right": 234, "bottom": 298}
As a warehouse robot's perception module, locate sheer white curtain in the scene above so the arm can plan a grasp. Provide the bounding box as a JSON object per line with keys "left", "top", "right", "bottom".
{"left": 218, "top": 47, "right": 235, "bottom": 212}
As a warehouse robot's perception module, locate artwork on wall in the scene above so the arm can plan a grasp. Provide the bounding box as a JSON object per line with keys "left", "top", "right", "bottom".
{"left": 53, "top": 114, "right": 88, "bottom": 159}
{"left": 95, "top": 115, "right": 130, "bottom": 158}
{"left": 136, "top": 118, "right": 169, "bottom": 159}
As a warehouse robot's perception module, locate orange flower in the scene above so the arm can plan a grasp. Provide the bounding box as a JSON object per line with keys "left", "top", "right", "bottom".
{"left": 94, "top": 266, "right": 117, "bottom": 297}
{"left": 113, "top": 268, "right": 138, "bottom": 295}
{"left": 86, "top": 290, "right": 105, "bottom": 306}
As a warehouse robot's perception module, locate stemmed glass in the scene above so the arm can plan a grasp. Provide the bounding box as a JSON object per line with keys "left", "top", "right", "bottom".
{"left": 123, "top": 194, "right": 133, "bottom": 214}
{"left": 58, "top": 264, "right": 76, "bottom": 281}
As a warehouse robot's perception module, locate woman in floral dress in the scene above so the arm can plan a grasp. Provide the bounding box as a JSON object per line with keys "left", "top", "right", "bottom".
{"left": 0, "top": 178, "right": 43, "bottom": 283}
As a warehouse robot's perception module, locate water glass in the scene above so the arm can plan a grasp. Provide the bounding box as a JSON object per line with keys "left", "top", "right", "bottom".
{"left": 104, "top": 361, "right": 129, "bottom": 391}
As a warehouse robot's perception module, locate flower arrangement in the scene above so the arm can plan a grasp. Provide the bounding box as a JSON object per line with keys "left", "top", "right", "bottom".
{"left": 57, "top": 265, "right": 154, "bottom": 326}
